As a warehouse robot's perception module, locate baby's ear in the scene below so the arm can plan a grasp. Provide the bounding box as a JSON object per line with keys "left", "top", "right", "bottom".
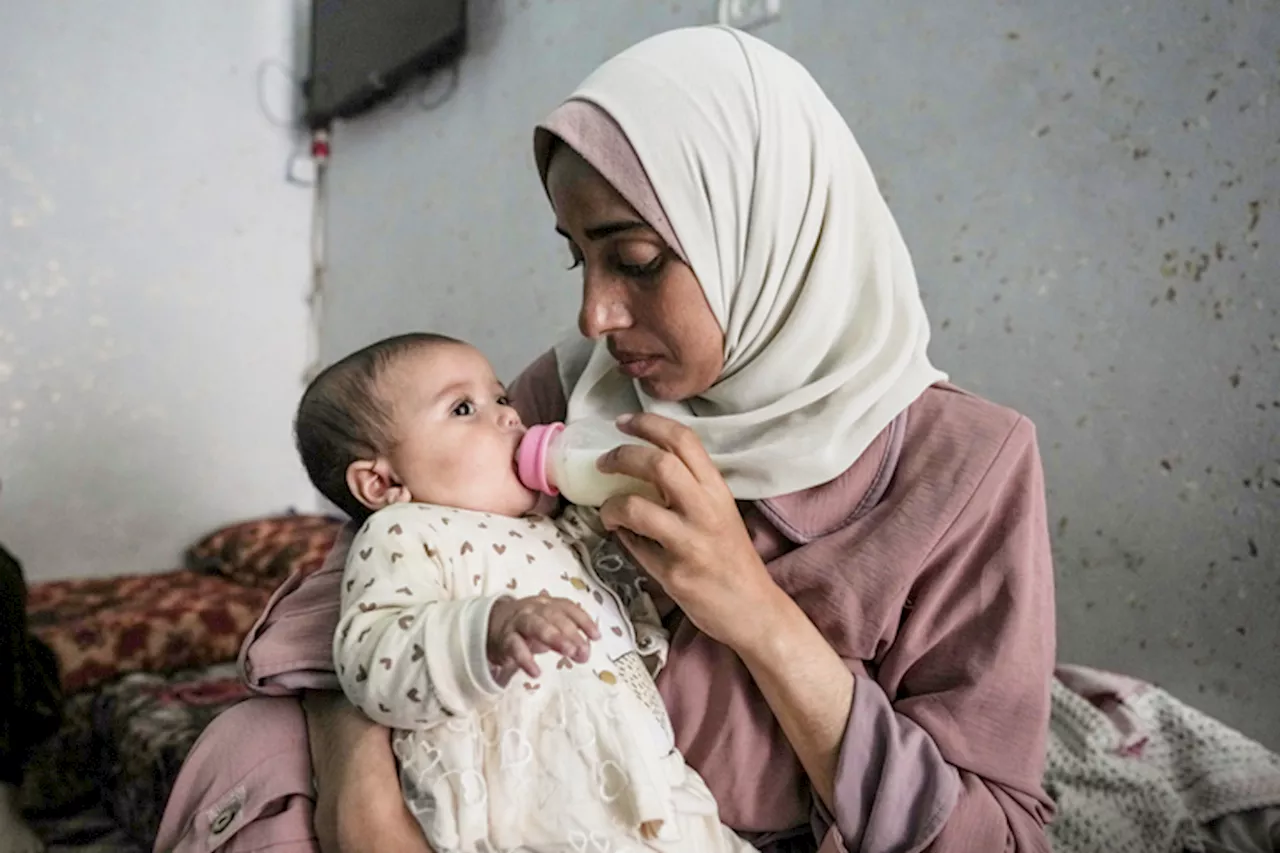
{"left": 346, "top": 458, "right": 410, "bottom": 511}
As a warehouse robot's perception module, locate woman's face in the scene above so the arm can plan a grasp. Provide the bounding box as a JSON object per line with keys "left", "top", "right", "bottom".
{"left": 545, "top": 146, "right": 724, "bottom": 402}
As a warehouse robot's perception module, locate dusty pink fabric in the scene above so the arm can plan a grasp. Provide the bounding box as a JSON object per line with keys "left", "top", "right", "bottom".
{"left": 156, "top": 349, "right": 1056, "bottom": 853}
{"left": 155, "top": 697, "right": 316, "bottom": 852}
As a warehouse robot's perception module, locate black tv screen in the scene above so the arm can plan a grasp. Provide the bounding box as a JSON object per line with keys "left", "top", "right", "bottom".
{"left": 306, "top": 0, "right": 466, "bottom": 128}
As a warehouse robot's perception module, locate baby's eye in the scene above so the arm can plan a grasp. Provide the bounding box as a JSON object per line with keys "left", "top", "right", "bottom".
{"left": 451, "top": 400, "right": 476, "bottom": 417}
{"left": 496, "top": 395, "right": 511, "bottom": 407}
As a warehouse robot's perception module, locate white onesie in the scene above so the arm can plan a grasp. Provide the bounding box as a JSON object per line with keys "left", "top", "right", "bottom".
{"left": 335, "top": 502, "right": 753, "bottom": 853}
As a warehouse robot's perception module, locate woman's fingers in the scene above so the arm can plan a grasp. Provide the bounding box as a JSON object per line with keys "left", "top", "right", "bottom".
{"left": 615, "top": 528, "right": 672, "bottom": 586}
{"left": 597, "top": 442, "right": 697, "bottom": 508}
{"left": 599, "top": 491, "right": 683, "bottom": 551}
{"left": 615, "top": 413, "right": 722, "bottom": 487}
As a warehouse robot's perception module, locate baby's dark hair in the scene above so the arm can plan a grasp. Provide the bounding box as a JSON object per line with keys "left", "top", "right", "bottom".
{"left": 294, "top": 332, "right": 460, "bottom": 520}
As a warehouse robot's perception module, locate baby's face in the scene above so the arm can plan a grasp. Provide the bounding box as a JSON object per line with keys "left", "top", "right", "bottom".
{"left": 380, "top": 342, "right": 537, "bottom": 518}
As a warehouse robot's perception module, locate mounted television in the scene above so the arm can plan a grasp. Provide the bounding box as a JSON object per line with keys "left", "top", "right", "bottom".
{"left": 305, "top": 0, "right": 466, "bottom": 128}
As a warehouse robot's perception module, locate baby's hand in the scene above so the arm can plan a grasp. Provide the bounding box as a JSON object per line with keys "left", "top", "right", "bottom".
{"left": 487, "top": 594, "right": 600, "bottom": 685}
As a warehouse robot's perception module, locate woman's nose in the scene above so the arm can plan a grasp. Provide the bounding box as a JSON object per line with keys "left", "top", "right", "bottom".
{"left": 578, "top": 274, "right": 631, "bottom": 340}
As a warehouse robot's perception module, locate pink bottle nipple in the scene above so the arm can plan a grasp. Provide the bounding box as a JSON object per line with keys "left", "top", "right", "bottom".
{"left": 516, "top": 422, "right": 564, "bottom": 496}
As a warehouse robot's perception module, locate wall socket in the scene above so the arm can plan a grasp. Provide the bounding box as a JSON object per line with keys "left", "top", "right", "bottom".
{"left": 717, "top": 0, "right": 781, "bottom": 31}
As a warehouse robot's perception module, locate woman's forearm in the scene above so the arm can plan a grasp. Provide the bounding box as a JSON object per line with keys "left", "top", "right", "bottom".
{"left": 302, "top": 692, "right": 433, "bottom": 853}
{"left": 733, "top": 586, "right": 855, "bottom": 811}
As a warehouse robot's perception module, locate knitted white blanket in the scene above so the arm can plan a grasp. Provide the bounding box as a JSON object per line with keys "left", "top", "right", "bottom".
{"left": 1046, "top": 665, "right": 1280, "bottom": 853}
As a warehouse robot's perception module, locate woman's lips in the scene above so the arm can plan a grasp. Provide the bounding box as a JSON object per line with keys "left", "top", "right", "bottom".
{"left": 613, "top": 353, "right": 662, "bottom": 379}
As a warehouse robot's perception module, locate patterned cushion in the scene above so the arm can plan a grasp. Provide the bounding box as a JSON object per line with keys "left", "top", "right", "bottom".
{"left": 185, "top": 512, "right": 344, "bottom": 590}
{"left": 26, "top": 571, "right": 270, "bottom": 694}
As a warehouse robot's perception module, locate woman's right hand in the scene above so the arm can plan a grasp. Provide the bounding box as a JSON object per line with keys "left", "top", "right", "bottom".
{"left": 301, "top": 691, "right": 434, "bottom": 853}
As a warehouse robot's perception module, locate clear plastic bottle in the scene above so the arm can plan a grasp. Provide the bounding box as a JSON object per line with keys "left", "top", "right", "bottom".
{"left": 516, "top": 419, "right": 662, "bottom": 507}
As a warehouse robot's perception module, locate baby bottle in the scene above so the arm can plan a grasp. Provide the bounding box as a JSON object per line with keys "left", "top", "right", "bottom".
{"left": 516, "top": 418, "right": 662, "bottom": 507}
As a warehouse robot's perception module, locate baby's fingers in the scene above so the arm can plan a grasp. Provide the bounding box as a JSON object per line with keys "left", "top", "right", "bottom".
{"left": 490, "top": 660, "right": 519, "bottom": 687}
{"left": 523, "top": 637, "right": 552, "bottom": 656}
{"left": 500, "top": 633, "right": 540, "bottom": 679}
{"left": 560, "top": 600, "right": 602, "bottom": 641}
{"left": 520, "top": 614, "right": 586, "bottom": 661}
{"left": 546, "top": 609, "right": 594, "bottom": 663}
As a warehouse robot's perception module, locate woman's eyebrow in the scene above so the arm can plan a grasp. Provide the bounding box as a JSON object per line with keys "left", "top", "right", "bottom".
{"left": 554, "top": 220, "right": 648, "bottom": 241}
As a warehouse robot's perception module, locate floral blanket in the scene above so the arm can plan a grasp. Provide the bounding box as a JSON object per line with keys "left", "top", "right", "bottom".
{"left": 26, "top": 571, "right": 270, "bottom": 695}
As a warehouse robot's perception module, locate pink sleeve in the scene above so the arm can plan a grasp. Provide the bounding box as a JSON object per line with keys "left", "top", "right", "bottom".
{"left": 819, "top": 417, "right": 1056, "bottom": 853}
{"left": 812, "top": 676, "right": 960, "bottom": 852}
{"left": 238, "top": 525, "right": 350, "bottom": 694}
{"left": 508, "top": 348, "right": 568, "bottom": 426}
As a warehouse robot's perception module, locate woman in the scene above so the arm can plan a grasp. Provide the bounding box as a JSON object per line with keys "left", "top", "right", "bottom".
{"left": 158, "top": 26, "right": 1057, "bottom": 852}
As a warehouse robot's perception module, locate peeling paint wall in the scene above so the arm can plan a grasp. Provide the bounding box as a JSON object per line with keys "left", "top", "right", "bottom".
{"left": 317, "top": 1, "right": 1278, "bottom": 746}
{"left": 0, "top": 2, "right": 315, "bottom": 580}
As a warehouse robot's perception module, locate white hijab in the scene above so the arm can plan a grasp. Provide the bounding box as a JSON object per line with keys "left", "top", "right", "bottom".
{"left": 543, "top": 26, "right": 946, "bottom": 501}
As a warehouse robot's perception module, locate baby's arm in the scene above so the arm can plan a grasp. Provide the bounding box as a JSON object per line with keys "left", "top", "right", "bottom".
{"left": 335, "top": 510, "right": 505, "bottom": 730}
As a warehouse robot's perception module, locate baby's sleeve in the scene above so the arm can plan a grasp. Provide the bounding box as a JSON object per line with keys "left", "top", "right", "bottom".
{"left": 335, "top": 508, "right": 505, "bottom": 729}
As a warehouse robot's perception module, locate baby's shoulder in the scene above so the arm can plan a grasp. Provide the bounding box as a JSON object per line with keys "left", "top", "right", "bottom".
{"left": 352, "top": 503, "right": 450, "bottom": 541}
{"left": 359, "top": 503, "right": 552, "bottom": 539}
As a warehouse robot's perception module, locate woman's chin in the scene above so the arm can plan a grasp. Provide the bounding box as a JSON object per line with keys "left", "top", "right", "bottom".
{"left": 634, "top": 361, "right": 718, "bottom": 403}
{"left": 638, "top": 375, "right": 695, "bottom": 403}
{"left": 636, "top": 373, "right": 675, "bottom": 400}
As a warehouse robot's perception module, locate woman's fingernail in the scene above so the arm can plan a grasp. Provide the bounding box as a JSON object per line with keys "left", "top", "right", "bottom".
{"left": 616, "top": 414, "right": 633, "bottom": 426}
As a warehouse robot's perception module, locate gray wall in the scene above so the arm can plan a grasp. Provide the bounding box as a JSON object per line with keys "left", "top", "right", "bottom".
{"left": 318, "top": 1, "right": 1279, "bottom": 746}
{"left": 0, "top": 2, "right": 316, "bottom": 580}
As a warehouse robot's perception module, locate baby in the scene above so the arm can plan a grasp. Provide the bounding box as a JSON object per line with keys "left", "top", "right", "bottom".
{"left": 294, "top": 333, "right": 752, "bottom": 853}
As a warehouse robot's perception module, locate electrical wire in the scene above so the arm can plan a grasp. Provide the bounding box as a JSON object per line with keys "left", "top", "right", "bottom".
{"left": 302, "top": 131, "right": 329, "bottom": 385}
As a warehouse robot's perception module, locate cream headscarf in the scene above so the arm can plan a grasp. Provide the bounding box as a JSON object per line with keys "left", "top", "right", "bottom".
{"left": 536, "top": 26, "right": 946, "bottom": 501}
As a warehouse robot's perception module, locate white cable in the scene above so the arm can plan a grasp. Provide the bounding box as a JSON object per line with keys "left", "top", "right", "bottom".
{"left": 303, "top": 147, "right": 327, "bottom": 385}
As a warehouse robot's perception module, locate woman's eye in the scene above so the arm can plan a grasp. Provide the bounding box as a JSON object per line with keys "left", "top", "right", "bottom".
{"left": 451, "top": 400, "right": 476, "bottom": 417}
{"left": 613, "top": 243, "right": 665, "bottom": 278}
{"left": 617, "top": 254, "right": 664, "bottom": 278}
